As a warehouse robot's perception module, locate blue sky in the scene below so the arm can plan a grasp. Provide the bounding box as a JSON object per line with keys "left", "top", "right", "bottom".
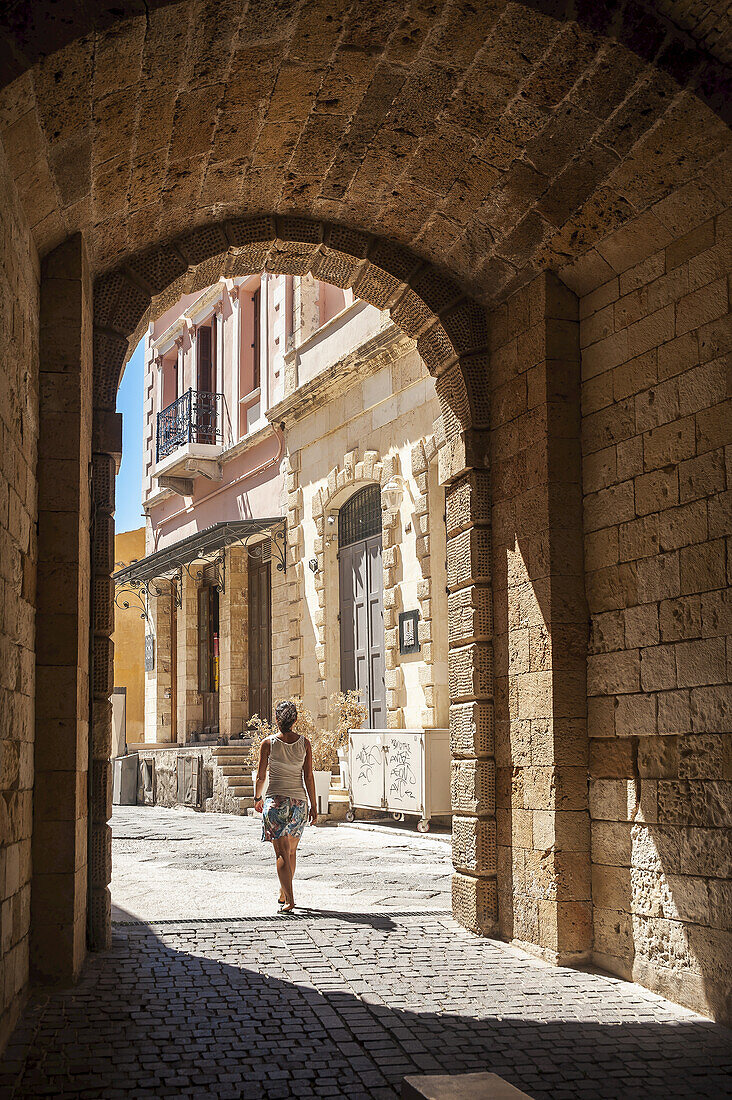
{"left": 115, "top": 338, "right": 145, "bottom": 534}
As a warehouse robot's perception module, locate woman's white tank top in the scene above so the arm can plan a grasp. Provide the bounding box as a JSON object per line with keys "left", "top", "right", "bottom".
{"left": 267, "top": 735, "right": 307, "bottom": 801}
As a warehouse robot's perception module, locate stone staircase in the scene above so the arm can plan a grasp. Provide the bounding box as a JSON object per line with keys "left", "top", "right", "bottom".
{"left": 210, "top": 744, "right": 255, "bottom": 812}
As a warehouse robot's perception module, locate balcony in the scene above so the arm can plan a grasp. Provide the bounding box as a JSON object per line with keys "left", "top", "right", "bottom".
{"left": 154, "top": 389, "right": 224, "bottom": 494}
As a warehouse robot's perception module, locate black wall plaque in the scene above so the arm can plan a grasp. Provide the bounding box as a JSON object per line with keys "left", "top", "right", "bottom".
{"left": 399, "top": 609, "right": 420, "bottom": 654}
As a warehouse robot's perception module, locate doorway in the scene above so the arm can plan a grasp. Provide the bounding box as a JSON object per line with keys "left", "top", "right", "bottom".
{"left": 338, "top": 485, "right": 386, "bottom": 728}
{"left": 249, "top": 552, "right": 272, "bottom": 721}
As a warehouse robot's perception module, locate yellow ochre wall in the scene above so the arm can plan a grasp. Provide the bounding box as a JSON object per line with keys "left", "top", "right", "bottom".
{"left": 112, "top": 527, "right": 146, "bottom": 745}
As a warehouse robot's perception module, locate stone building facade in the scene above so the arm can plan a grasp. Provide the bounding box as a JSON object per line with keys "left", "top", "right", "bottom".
{"left": 0, "top": 0, "right": 729, "bottom": 1054}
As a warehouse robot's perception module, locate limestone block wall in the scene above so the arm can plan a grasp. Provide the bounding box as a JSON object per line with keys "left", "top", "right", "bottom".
{"left": 0, "top": 139, "right": 39, "bottom": 1052}
{"left": 271, "top": 542, "right": 290, "bottom": 717}
{"left": 143, "top": 581, "right": 174, "bottom": 744}
{"left": 490, "top": 273, "right": 591, "bottom": 964}
{"left": 219, "top": 547, "right": 248, "bottom": 737}
{"left": 176, "top": 570, "right": 202, "bottom": 742}
{"left": 282, "top": 336, "right": 446, "bottom": 731}
{"left": 580, "top": 188, "right": 732, "bottom": 1023}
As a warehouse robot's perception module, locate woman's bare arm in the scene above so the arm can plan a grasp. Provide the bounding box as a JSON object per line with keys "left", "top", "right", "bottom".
{"left": 254, "top": 739, "right": 270, "bottom": 808}
{"left": 303, "top": 739, "right": 318, "bottom": 824}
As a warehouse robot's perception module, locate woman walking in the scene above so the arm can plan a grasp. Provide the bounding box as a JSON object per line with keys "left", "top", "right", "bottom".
{"left": 254, "top": 701, "right": 318, "bottom": 912}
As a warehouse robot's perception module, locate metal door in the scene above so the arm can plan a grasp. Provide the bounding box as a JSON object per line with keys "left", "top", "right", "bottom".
{"left": 249, "top": 555, "right": 272, "bottom": 720}
{"left": 338, "top": 485, "right": 385, "bottom": 728}
{"left": 339, "top": 535, "right": 385, "bottom": 728}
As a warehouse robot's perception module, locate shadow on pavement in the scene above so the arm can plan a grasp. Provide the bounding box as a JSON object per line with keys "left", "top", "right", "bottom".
{"left": 1, "top": 907, "right": 730, "bottom": 1099}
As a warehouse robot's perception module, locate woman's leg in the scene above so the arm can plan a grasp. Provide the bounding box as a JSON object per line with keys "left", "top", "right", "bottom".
{"left": 289, "top": 836, "right": 299, "bottom": 877}
{"left": 272, "top": 838, "right": 294, "bottom": 908}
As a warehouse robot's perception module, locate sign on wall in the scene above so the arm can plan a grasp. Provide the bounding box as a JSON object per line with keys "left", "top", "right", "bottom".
{"left": 145, "top": 634, "right": 155, "bottom": 671}
{"left": 398, "top": 610, "right": 420, "bottom": 655}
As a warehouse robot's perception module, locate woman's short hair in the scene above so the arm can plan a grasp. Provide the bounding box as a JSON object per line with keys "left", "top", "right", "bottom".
{"left": 275, "top": 700, "right": 298, "bottom": 732}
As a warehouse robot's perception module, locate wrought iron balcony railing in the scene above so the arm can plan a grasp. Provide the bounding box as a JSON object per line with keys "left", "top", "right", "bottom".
{"left": 156, "top": 389, "right": 224, "bottom": 462}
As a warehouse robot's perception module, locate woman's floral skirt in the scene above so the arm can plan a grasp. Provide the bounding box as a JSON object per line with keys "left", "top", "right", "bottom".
{"left": 261, "top": 796, "right": 308, "bottom": 842}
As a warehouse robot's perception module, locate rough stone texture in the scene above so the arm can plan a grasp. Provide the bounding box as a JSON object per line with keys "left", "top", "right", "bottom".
{"left": 491, "top": 271, "right": 591, "bottom": 964}
{"left": 0, "top": 135, "right": 39, "bottom": 1054}
{"left": 582, "top": 178, "right": 732, "bottom": 1024}
{"left": 0, "top": 2, "right": 729, "bottom": 329}
{"left": 135, "top": 746, "right": 247, "bottom": 815}
{"left": 142, "top": 579, "right": 175, "bottom": 743}
{"left": 218, "top": 547, "right": 248, "bottom": 738}
{"left": 32, "top": 234, "right": 93, "bottom": 986}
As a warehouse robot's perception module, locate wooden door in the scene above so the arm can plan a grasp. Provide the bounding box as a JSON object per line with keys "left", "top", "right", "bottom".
{"left": 339, "top": 533, "right": 385, "bottom": 728}
{"left": 197, "top": 324, "right": 213, "bottom": 393}
{"left": 249, "top": 556, "right": 272, "bottom": 721}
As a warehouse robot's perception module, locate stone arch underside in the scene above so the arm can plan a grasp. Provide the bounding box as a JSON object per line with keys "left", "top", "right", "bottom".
{"left": 1, "top": 0, "right": 729, "bottom": 114}
{"left": 1, "top": 0, "right": 729, "bottom": 315}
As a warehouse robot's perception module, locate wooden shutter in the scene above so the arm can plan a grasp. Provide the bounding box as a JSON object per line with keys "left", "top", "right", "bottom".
{"left": 197, "top": 325, "right": 212, "bottom": 393}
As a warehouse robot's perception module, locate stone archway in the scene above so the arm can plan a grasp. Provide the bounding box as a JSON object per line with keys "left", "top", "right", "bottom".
{"left": 77, "top": 218, "right": 497, "bottom": 949}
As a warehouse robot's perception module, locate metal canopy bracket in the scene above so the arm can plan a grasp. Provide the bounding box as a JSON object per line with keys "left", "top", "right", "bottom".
{"left": 113, "top": 519, "right": 287, "bottom": 618}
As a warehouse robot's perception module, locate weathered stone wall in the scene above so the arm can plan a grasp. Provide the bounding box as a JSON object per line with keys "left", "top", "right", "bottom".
{"left": 219, "top": 547, "right": 248, "bottom": 737}
{"left": 0, "top": 136, "right": 39, "bottom": 1052}
{"left": 143, "top": 579, "right": 174, "bottom": 744}
{"left": 136, "top": 745, "right": 246, "bottom": 815}
{"left": 490, "top": 273, "right": 591, "bottom": 964}
{"left": 581, "top": 188, "right": 731, "bottom": 1023}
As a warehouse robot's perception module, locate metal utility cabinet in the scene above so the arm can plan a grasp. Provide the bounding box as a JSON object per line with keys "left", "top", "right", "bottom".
{"left": 347, "top": 728, "right": 450, "bottom": 831}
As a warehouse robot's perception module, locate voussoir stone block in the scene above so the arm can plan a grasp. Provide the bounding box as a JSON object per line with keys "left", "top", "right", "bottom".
{"left": 452, "top": 815, "right": 498, "bottom": 875}
{"left": 445, "top": 470, "right": 491, "bottom": 535}
{"left": 451, "top": 759, "right": 496, "bottom": 816}
{"left": 452, "top": 871, "right": 498, "bottom": 935}
{"left": 450, "top": 701, "right": 495, "bottom": 758}
{"left": 447, "top": 528, "right": 492, "bottom": 588}
{"left": 448, "top": 585, "right": 493, "bottom": 645}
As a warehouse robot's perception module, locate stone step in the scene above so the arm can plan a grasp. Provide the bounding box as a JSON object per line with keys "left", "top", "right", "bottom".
{"left": 228, "top": 784, "right": 255, "bottom": 796}
{"left": 219, "top": 765, "right": 253, "bottom": 776}
{"left": 211, "top": 746, "right": 251, "bottom": 756}
{"left": 402, "top": 1073, "right": 532, "bottom": 1100}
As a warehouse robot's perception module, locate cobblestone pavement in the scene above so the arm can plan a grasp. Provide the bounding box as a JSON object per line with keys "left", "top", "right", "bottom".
{"left": 1, "top": 808, "right": 730, "bottom": 1099}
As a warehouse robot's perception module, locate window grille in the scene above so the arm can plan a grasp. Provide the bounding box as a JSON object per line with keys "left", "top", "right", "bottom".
{"left": 338, "top": 485, "right": 382, "bottom": 548}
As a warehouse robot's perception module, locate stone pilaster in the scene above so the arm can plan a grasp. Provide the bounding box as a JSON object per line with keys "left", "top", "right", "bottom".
{"left": 33, "top": 234, "right": 94, "bottom": 978}
{"left": 490, "top": 271, "right": 590, "bottom": 963}
{"left": 219, "top": 547, "right": 248, "bottom": 736}
{"left": 440, "top": 433, "right": 497, "bottom": 935}
{"left": 177, "top": 568, "right": 202, "bottom": 742}
{"left": 143, "top": 580, "right": 174, "bottom": 743}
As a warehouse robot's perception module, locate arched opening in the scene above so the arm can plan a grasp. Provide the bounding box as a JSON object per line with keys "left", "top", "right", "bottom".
{"left": 0, "top": 0, "right": 729, "bottom": 1060}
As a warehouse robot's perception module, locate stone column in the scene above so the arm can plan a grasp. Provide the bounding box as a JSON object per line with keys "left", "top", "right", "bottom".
{"left": 491, "top": 271, "right": 590, "bottom": 963}
{"left": 219, "top": 547, "right": 248, "bottom": 737}
{"left": 439, "top": 427, "right": 497, "bottom": 935}
{"left": 144, "top": 580, "right": 174, "bottom": 743}
{"left": 33, "top": 234, "right": 93, "bottom": 980}
{"left": 177, "top": 568, "right": 202, "bottom": 742}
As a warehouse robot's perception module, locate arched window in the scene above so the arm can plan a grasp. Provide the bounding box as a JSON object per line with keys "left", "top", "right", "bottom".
{"left": 338, "top": 485, "right": 381, "bottom": 548}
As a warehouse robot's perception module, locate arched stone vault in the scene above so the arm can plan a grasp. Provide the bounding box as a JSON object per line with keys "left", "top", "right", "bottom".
{"left": 1, "top": 0, "right": 729, "bottom": 109}
{"left": 0, "top": 0, "right": 728, "bottom": 309}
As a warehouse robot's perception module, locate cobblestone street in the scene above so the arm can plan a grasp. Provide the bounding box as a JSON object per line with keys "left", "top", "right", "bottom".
{"left": 1, "top": 808, "right": 730, "bottom": 1099}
